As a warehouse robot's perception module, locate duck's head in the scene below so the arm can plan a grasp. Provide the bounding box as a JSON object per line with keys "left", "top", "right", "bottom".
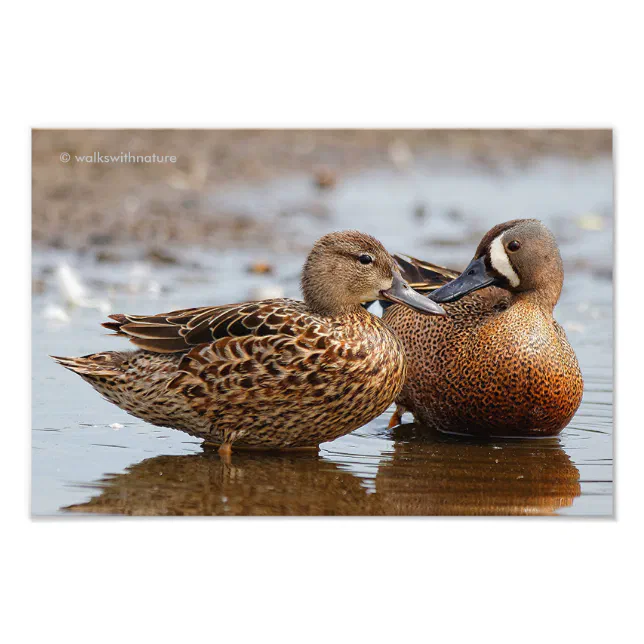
{"left": 430, "top": 219, "right": 564, "bottom": 310}
{"left": 302, "top": 231, "right": 445, "bottom": 317}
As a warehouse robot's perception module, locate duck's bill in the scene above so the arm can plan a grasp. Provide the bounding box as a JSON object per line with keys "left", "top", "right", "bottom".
{"left": 380, "top": 273, "right": 446, "bottom": 315}
{"left": 429, "top": 256, "right": 499, "bottom": 303}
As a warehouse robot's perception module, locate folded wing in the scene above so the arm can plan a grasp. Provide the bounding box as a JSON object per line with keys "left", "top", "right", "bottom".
{"left": 102, "top": 299, "right": 317, "bottom": 354}
{"left": 393, "top": 255, "right": 460, "bottom": 293}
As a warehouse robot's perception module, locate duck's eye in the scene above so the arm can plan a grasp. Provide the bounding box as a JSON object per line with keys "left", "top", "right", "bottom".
{"left": 358, "top": 254, "right": 374, "bottom": 265}
{"left": 507, "top": 240, "right": 521, "bottom": 252}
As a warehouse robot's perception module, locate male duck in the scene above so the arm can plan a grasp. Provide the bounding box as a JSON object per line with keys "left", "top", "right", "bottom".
{"left": 53, "top": 231, "right": 444, "bottom": 454}
{"left": 383, "top": 219, "right": 583, "bottom": 437}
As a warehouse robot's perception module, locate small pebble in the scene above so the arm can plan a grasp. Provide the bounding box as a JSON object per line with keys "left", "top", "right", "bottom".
{"left": 414, "top": 204, "right": 428, "bottom": 220}
{"left": 95, "top": 250, "right": 123, "bottom": 263}
{"left": 247, "top": 261, "right": 274, "bottom": 275}
{"left": 32, "top": 279, "right": 46, "bottom": 294}
{"left": 313, "top": 168, "right": 337, "bottom": 190}
{"left": 447, "top": 208, "right": 465, "bottom": 222}
{"left": 110, "top": 423, "right": 123, "bottom": 430}
{"left": 145, "top": 248, "right": 178, "bottom": 265}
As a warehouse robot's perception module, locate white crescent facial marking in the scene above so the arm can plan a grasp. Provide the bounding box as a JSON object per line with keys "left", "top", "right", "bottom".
{"left": 489, "top": 235, "right": 520, "bottom": 287}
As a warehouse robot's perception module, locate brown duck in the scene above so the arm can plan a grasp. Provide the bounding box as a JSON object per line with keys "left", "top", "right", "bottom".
{"left": 53, "top": 231, "right": 444, "bottom": 454}
{"left": 383, "top": 219, "right": 583, "bottom": 437}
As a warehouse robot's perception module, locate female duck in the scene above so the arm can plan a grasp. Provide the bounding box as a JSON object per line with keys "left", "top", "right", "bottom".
{"left": 54, "top": 231, "right": 444, "bottom": 454}
{"left": 384, "top": 219, "right": 583, "bottom": 437}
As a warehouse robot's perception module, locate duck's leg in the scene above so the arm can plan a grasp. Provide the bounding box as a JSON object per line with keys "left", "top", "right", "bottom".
{"left": 218, "top": 442, "right": 233, "bottom": 464}
{"left": 388, "top": 405, "right": 406, "bottom": 429}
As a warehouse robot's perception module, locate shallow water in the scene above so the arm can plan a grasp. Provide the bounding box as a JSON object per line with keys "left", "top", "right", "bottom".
{"left": 32, "top": 156, "right": 613, "bottom": 516}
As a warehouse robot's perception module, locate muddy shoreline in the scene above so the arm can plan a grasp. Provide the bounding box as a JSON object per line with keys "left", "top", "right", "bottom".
{"left": 33, "top": 129, "right": 612, "bottom": 249}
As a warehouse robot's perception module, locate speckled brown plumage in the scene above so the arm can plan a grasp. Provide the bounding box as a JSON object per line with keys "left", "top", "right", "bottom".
{"left": 384, "top": 220, "right": 584, "bottom": 437}
{"left": 57, "top": 303, "right": 406, "bottom": 448}
{"left": 53, "top": 231, "right": 444, "bottom": 450}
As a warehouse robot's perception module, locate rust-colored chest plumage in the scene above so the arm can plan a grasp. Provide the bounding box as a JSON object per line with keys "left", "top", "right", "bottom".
{"left": 384, "top": 288, "right": 583, "bottom": 436}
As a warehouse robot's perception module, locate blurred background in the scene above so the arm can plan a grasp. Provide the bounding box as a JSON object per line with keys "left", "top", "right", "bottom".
{"left": 32, "top": 129, "right": 613, "bottom": 516}
{"left": 33, "top": 129, "right": 611, "bottom": 248}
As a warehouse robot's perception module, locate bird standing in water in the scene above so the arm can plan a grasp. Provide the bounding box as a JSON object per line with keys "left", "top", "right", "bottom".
{"left": 53, "top": 231, "right": 444, "bottom": 454}
{"left": 384, "top": 219, "right": 583, "bottom": 437}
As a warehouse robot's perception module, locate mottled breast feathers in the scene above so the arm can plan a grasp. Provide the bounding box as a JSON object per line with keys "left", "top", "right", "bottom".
{"left": 383, "top": 254, "right": 583, "bottom": 437}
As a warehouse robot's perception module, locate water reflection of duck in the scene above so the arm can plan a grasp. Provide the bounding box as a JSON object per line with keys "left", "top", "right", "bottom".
{"left": 65, "top": 426, "right": 581, "bottom": 516}
{"left": 371, "top": 424, "right": 581, "bottom": 516}
{"left": 64, "top": 450, "right": 377, "bottom": 516}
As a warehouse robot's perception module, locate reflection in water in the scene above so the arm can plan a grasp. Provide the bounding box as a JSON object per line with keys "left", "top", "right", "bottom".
{"left": 65, "top": 451, "right": 376, "bottom": 516}
{"left": 374, "top": 425, "right": 581, "bottom": 516}
{"left": 65, "top": 425, "right": 580, "bottom": 516}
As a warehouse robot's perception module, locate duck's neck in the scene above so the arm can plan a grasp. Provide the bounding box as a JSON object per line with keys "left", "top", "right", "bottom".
{"left": 514, "top": 288, "right": 559, "bottom": 314}
{"left": 308, "top": 300, "right": 371, "bottom": 319}
{"left": 302, "top": 275, "right": 370, "bottom": 318}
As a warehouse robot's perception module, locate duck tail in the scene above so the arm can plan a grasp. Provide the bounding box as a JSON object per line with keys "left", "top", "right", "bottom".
{"left": 50, "top": 351, "right": 127, "bottom": 377}
{"left": 101, "top": 313, "right": 128, "bottom": 335}
{"left": 393, "top": 254, "right": 461, "bottom": 293}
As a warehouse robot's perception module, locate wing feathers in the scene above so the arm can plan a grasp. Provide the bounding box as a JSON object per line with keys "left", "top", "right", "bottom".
{"left": 101, "top": 299, "right": 314, "bottom": 354}
{"left": 393, "top": 254, "right": 461, "bottom": 291}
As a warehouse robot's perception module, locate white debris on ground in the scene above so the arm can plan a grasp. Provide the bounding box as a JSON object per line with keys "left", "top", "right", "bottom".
{"left": 128, "top": 263, "right": 162, "bottom": 297}
{"left": 42, "top": 303, "right": 70, "bottom": 322}
{"left": 249, "top": 285, "right": 285, "bottom": 301}
{"left": 43, "top": 263, "right": 111, "bottom": 322}
{"left": 54, "top": 263, "right": 111, "bottom": 312}
{"left": 109, "top": 423, "right": 123, "bottom": 430}
{"left": 41, "top": 258, "right": 165, "bottom": 329}
{"left": 565, "top": 321, "right": 586, "bottom": 333}
{"left": 576, "top": 213, "right": 604, "bottom": 231}
{"left": 56, "top": 263, "right": 86, "bottom": 303}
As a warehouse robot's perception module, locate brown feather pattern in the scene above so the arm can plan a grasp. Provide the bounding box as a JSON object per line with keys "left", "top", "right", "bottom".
{"left": 101, "top": 300, "right": 310, "bottom": 353}
{"left": 385, "top": 223, "right": 583, "bottom": 437}
{"left": 57, "top": 299, "right": 407, "bottom": 449}
{"left": 393, "top": 254, "right": 461, "bottom": 292}
{"left": 52, "top": 230, "right": 449, "bottom": 450}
